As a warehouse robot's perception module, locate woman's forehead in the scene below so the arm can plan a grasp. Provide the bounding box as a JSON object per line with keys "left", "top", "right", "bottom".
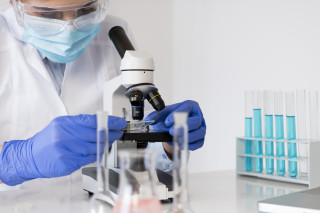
{"left": 22, "top": 0, "right": 92, "bottom": 7}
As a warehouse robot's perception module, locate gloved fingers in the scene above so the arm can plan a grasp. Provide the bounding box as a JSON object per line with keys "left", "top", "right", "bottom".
{"left": 61, "top": 137, "right": 103, "bottom": 155}
{"left": 165, "top": 101, "right": 203, "bottom": 126}
{"left": 79, "top": 154, "right": 96, "bottom": 167}
{"left": 169, "top": 126, "right": 206, "bottom": 143}
{"left": 60, "top": 122, "right": 97, "bottom": 142}
{"left": 187, "top": 116, "right": 203, "bottom": 131}
{"left": 145, "top": 109, "right": 170, "bottom": 124}
{"left": 188, "top": 139, "right": 205, "bottom": 151}
{"left": 109, "top": 130, "right": 124, "bottom": 144}
{"left": 68, "top": 114, "right": 97, "bottom": 128}
{"left": 68, "top": 154, "right": 97, "bottom": 168}
{"left": 188, "top": 127, "right": 206, "bottom": 143}
{"left": 145, "top": 102, "right": 181, "bottom": 124}
{"left": 65, "top": 130, "right": 123, "bottom": 155}
{"left": 108, "top": 116, "right": 127, "bottom": 130}
{"left": 65, "top": 114, "right": 127, "bottom": 130}
{"left": 164, "top": 138, "right": 204, "bottom": 151}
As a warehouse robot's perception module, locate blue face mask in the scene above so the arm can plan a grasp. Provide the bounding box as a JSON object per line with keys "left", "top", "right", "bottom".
{"left": 21, "top": 14, "right": 100, "bottom": 63}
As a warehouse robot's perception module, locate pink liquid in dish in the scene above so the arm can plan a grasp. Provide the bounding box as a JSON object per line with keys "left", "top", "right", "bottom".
{"left": 112, "top": 198, "right": 162, "bottom": 213}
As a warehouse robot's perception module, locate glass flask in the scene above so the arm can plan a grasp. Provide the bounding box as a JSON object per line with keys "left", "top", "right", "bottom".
{"left": 89, "top": 111, "right": 114, "bottom": 213}
{"left": 112, "top": 150, "right": 162, "bottom": 213}
{"left": 166, "top": 112, "right": 194, "bottom": 213}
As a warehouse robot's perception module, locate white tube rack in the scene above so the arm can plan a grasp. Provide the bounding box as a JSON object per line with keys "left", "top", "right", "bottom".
{"left": 236, "top": 137, "right": 320, "bottom": 188}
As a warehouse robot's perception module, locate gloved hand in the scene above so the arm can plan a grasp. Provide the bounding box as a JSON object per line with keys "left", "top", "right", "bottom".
{"left": 0, "top": 114, "right": 126, "bottom": 186}
{"left": 145, "top": 100, "right": 206, "bottom": 151}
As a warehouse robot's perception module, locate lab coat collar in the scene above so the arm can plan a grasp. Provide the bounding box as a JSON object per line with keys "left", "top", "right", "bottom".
{"left": 2, "top": 7, "right": 62, "bottom": 93}
{"left": 2, "top": 7, "right": 23, "bottom": 41}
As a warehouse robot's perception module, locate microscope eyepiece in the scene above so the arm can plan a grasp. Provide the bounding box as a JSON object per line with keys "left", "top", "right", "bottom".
{"left": 128, "top": 90, "right": 144, "bottom": 120}
{"left": 147, "top": 90, "right": 165, "bottom": 111}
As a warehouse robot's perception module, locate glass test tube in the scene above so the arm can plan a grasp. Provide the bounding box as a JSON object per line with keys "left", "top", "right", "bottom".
{"left": 96, "top": 111, "right": 110, "bottom": 193}
{"left": 308, "top": 91, "right": 319, "bottom": 174}
{"left": 166, "top": 112, "right": 194, "bottom": 213}
{"left": 253, "top": 91, "right": 263, "bottom": 173}
{"left": 263, "top": 90, "right": 274, "bottom": 174}
{"left": 310, "top": 91, "right": 319, "bottom": 139}
{"left": 285, "top": 92, "right": 298, "bottom": 178}
{"left": 274, "top": 91, "right": 285, "bottom": 176}
{"left": 245, "top": 91, "right": 253, "bottom": 172}
{"left": 296, "top": 90, "right": 308, "bottom": 174}
{"left": 89, "top": 111, "right": 114, "bottom": 212}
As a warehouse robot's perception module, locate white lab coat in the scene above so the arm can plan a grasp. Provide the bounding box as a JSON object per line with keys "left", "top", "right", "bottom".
{"left": 0, "top": 8, "right": 173, "bottom": 176}
{"left": 0, "top": 8, "right": 131, "bottom": 142}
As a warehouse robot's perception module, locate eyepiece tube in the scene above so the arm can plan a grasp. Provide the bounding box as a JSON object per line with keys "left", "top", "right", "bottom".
{"left": 109, "top": 26, "right": 135, "bottom": 58}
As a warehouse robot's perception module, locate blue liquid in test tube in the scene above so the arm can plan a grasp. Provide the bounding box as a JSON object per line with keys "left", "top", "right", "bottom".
{"left": 245, "top": 91, "right": 253, "bottom": 171}
{"left": 265, "top": 114, "right": 274, "bottom": 174}
{"left": 287, "top": 116, "right": 297, "bottom": 177}
{"left": 253, "top": 109, "right": 263, "bottom": 173}
{"left": 245, "top": 117, "right": 252, "bottom": 171}
{"left": 275, "top": 115, "right": 285, "bottom": 176}
{"left": 263, "top": 90, "right": 274, "bottom": 174}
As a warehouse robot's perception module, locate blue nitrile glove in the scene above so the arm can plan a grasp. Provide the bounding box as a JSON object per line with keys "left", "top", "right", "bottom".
{"left": 145, "top": 100, "right": 206, "bottom": 151}
{"left": 0, "top": 114, "right": 127, "bottom": 186}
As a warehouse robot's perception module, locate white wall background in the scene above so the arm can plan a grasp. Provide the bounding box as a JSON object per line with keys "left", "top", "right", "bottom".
{"left": 111, "top": 0, "right": 320, "bottom": 173}
{"left": 4, "top": 1, "right": 320, "bottom": 173}
{"left": 172, "top": 0, "right": 320, "bottom": 173}
{"left": 109, "top": 0, "right": 173, "bottom": 104}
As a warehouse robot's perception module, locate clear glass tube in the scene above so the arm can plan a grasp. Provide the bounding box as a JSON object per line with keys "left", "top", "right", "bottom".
{"left": 296, "top": 90, "right": 308, "bottom": 174}
{"left": 263, "top": 90, "right": 274, "bottom": 174}
{"left": 274, "top": 91, "right": 285, "bottom": 176}
{"left": 113, "top": 150, "right": 162, "bottom": 213}
{"left": 89, "top": 111, "right": 114, "bottom": 212}
{"left": 244, "top": 91, "right": 253, "bottom": 172}
{"left": 253, "top": 91, "right": 263, "bottom": 173}
{"left": 285, "top": 92, "right": 298, "bottom": 178}
{"left": 309, "top": 91, "right": 319, "bottom": 140}
{"left": 166, "top": 112, "right": 194, "bottom": 213}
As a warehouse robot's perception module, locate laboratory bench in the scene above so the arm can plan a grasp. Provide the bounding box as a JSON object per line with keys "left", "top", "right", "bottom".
{"left": 0, "top": 169, "right": 307, "bottom": 213}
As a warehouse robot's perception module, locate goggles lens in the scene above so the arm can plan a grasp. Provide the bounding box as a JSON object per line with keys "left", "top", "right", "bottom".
{"left": 23, "top": 0, "right": 99, "bottom": 20}
{"left": 15, "top": 0, "right": 108, "bottom": 33}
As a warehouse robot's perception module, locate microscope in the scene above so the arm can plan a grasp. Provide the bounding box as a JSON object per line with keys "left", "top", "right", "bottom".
{"left": 82, "top": 26, "right": 174, "bottom": 203}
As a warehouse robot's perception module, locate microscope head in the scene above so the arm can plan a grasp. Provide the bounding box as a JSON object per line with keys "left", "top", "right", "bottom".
{"left": 121, "top": 51, "right": 165, "bottom": 120}
{"left": 109, "top": 27, "right": 165, "bottom": 120}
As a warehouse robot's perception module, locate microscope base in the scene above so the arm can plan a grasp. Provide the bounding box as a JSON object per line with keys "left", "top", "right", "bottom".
{"left": 82, "top": 167, "right": 174, "bottom": 205}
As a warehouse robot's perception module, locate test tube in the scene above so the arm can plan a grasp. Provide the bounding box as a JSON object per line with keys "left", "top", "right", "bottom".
{"left": 253, "top": 91, "right": 263, "bottom": 173}
{"left": 89, "top": 111, "right": 114, "bottom": 212}
{"left": 296, "top": 90, "right": 308, "bottom": 174}
{"left": 245, "top": 91, "right": 253, "bottom": 172}
{"left": 307, "top": 91, "right": 319, "bottom": 174}
{"left": 263, "top": 90, "right": 274, "bottom": 174}
{"left": 309, "top": 91, "right": 319, "bottom": 139}
{"left": 274, "top": 91, "right": 285, "bottom": 176}
{"left": 96, "top": 111, "right": 110, "bottom": 193}
{"left": 166, "top": 112, "right": 194, "bottom": 213}
{"left": 285, "top": 91, "right": 298, "bottom": 178}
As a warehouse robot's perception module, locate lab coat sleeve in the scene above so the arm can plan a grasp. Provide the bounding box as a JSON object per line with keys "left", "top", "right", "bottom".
{"left": 146, "top": 142, "right": 173, "bottom": 173}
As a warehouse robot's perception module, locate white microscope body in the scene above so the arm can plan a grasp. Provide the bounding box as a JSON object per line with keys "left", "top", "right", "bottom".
{"left": 82, "top": 26, "right": 174, "bottom": 203}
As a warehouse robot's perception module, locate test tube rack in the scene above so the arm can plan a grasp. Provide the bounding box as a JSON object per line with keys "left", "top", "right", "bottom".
{"left": 236, "top": 137, "right": 320, "bottom": 188}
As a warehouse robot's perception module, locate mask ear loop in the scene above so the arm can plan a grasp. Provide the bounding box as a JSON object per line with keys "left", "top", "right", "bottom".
{"left": 12, "top": 0, "right": 25, "bottom": 27}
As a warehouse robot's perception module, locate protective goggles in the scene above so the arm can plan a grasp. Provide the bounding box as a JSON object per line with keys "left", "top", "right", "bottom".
{"left": 12, "top": 0, "right": 109, "bottom": 32}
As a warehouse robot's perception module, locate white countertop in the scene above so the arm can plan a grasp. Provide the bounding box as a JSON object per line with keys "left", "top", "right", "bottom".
{"left": 0, "top": 170, "right": 308, "bottom": 213}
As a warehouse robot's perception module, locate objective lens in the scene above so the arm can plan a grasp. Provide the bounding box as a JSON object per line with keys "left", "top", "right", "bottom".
{"left": 128, "top": 91, "right": 144, "bottom": 120}
{"left": 147, "top": 90, "right": 165, "bottom": 111}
